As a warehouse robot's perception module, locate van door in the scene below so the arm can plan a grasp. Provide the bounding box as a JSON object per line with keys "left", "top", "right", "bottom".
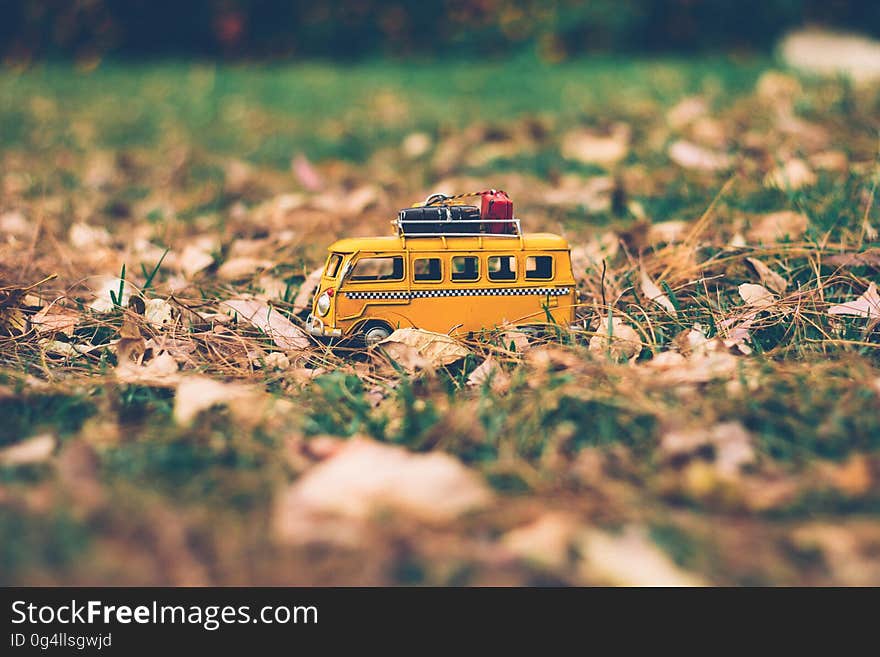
{"left": 335, "top": 253, "right": 413, "bottom": 333}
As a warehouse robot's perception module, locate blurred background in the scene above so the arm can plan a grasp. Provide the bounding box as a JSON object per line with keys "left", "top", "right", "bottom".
{"left": 3, "top": 0, "right": 880, "bottom": 62}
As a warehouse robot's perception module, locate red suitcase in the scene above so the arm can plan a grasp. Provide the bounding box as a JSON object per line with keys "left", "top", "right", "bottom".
{"left": 480, "top": 190, "right": 514, "bottom": 234}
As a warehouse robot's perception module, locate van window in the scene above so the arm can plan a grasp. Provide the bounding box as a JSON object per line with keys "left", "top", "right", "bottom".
{"left": 413, "top": 257, "right": 442, "bottom": 282}
{"left": 525, "top": 255, "right": 553, "bottom": 280}
{"left": 325, "top": 253, "right": 343, "bottom": 278}
{"left": 451, "top": 256, "right": 479, "bottom": 281}
{"left": 349, "top": 256, "right": 404, "bottom": 281}
{"left": 488, "top": 255, "right": 517, "bottom": 281}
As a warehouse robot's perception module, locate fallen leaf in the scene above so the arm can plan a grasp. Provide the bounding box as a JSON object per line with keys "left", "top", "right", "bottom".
{"left": 668, "top": 140, "right": 731, "bottom": 171}
{"left": 69, "top": 222, "right": 111, "bottom": 249}
{"left": 467, "top": 357, "right": 511, "bottom": 394}
{"left": 577, "top": 525, "right": 707, "bottom": 586}
{"left": 644, "top": 345, "right": 740, "bottom": 384}
{"left": 173, "top": 376, "right": 257, "bottom": 425}
{"left": 640, "top": 269, "right": 676, "bottom": 315}
{"left": 544, "top": 175, "right": 614, "bottom": 213}
{"left": 0, "top": 433, "right": 55, "bottom": 466}
{"left": 560, "top": 124, "right": 630, "bottom": 167}
{"left": 780, "top": 29, "right": 880, "bottom": 83}
{"left": 589, "top": 316, "right": 641, "bottom": 361}
{"left": 746, "top": 210, "right": 808, "bottom": 244}
{"left": 809, "top": 150, "right": 849, "bottom": 172}
{"left": 88, "top": 275, "right": 132, "bottom": 313}
{"left": 502, "top": 329, "right": 531, "bottom": 354}
{"left": 502, "top": 512, "right": 580, "bottom": 570}
{"left": 223, "top": 298, "right": 311, "bottom": 351}
{"left": 291, "top": 153, "right": 323, "bottom": 191}
{"left": 293, "top": 267, "right": 324, "bottom": 312}
{"left": 755, "top": 70, "right": 802, "bottom": 109}
{"left": 745, "top": 258, "right": 788, "bottom": 294}
{"left": 116, "top": 351, "right": 180, "bottom": 385}
{"left": 39, "top": 339, "right": 94, "bottom": 358}
{"left": 217, "top": 257, "right": 274, "bottom": 281}
{"left": 401, "top": 132, "right": 432, "bottom": 159}
{"left": 0, "top": 209, "right": 31, "bottom": 236}
{"left": 378, "top": 328, "right": 470, "bottom": 370}
{"left": 828, "top": 282, "right": 880, "bottom": 319}
{"left": 179, "top": 242, "right": 215, "bottom": 278}
{"left": 661, "top": 422, "right": 755, "bottom": 478}
{"left": 274, "top": 438, "right": 492, "bottom": 541}
{"left": 764, "top": 158, "right": 817, "bottom": 190}
{"left": 819, "top": 454, "right": 873, "bottom": 497}
{"left": 666, "top": 96, "right": 708, "bottom": 129}
{"left": 824, "top": 249, "right": 880, "bottom": 269}
{"left": 263, "top": 352, "right": 291, "bottom": 370}
{"left": 738, "top": 283, "right": 776, "bottom": 310}
{"left": 31, "top": 305, "right": 79, "bottom": 336}
{"left": 647, "top": 220, "right": 689, "bottom": 245}
{"left": 144, "top": 298, "right": 175, "bottom": 328}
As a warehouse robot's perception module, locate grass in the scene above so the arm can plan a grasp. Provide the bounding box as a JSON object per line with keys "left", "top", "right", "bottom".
{"left": 0, "top": 55, "right": 879, "bottom": 585}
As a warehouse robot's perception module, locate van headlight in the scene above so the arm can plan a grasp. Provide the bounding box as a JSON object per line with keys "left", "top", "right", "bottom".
{"left": 316, "top": 291, "right": 331, "bottom": 316}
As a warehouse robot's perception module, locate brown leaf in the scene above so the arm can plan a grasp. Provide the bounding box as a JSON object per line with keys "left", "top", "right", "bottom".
{"left": 378, "top": 328, "right": 470, "bottom": 370}
{"left": 291, "top": 153, "right": 323, "bottom": 191}
{"left": 666, "top": 96, "right": 708, "bottom": 129}
{"left": 780, "top": 29, "right": 880, "bottom": 83}
{"left": 745, "top": 258, "right": 788, "bottom": 294}
{"left": 502, "top": 512, "right": 580, "bottom": 570}
{"left": 401, "top": 132, "right": 432, "bottom": 159}
{"left": 31, "top": 305, "right": 79, "bottom": 336}
{"left": 746, "top": 210, "right": 808, "bottom": 244}
{"left": 588, "top": 316, "right": 641, "bottom": 361}
{"left": 764, "top": 159, "right": 816, "bottom": 191}
{"left": 828, "top": 282, "right": 880, "bottom": 319}
{"left": 0, "top": 433, "right": 55, "bottom": 466}
{"left": 274, "top": 438, "right": 492, "bottom": 542}
{"left": 293, "top": 267, "right": 324, "bottom": 312}
{"left": 223, "top": 298, "right": 311, "bottom": 351}
{"left": 560, "top": 124, "right": 630, "bottom": 167}
{"left": 217, "top": 257, "right": 274, "bottom": 281}
{"left": 661, "top": 422, "right": 756, "bottom": 478}
{"left": 639, "top": 269, "right": 676, "bottom": 315}
{"left": 173, "top": 376, "right": 259, "bottom": 425}
{"left": 467, "top": 357, "right": 511, "bottom": 394}
{"left": 824, "top": 249, "right": 880, "bottom": 268}
{"left": 738, "top": 283, "right": 776, "bottom": 309}
{"left": 668, "top": 140, "right": 732, "bottom": 171}
{"left": 577, "top": 526, "right": 707, "bottom": 586}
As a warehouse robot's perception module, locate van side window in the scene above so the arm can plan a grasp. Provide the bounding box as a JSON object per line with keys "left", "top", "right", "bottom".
{"left": 349, "top": 256, "right": 404, "bottom": 281}
{"left": 488, "top": 255, "right": 516, "bottom": 281}
{"left": 451, "top": 256, "right": 479, "bottom": 281}
{"left": 413, "top": 257, "right": 442, "bottom": 282}
{"left": 325, "top": 253, "right": 343, "bottom": 278}
{"left": 525, "top": 255, "right": 553, "bottom": 280}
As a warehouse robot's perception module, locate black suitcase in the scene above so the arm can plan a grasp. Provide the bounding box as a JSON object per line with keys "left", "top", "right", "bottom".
{"left": 399, "top": 205, "right": 481, "bottom": 234}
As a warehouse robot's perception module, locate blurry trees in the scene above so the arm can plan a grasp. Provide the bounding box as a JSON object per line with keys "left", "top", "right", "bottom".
{"left": 1, "top": 0, "right": 880, "bottom": 61}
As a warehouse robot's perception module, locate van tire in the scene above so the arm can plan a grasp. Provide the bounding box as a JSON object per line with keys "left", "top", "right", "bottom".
{"left": 361, "top": 321, "right": 394, "bottom": 346}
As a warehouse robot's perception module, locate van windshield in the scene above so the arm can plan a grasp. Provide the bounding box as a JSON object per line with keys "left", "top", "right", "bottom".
{"left": 325, "top": 253, "right": 343, "bottom": 278}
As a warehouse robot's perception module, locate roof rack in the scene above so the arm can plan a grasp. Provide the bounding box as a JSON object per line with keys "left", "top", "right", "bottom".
{"left": 392, "top": 216, "right": 522, "bottom": 238}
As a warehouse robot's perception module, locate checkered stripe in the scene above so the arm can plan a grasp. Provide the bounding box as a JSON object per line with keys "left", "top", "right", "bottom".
{"left": 345, "top": 287, "right": 570, "bottom": 300}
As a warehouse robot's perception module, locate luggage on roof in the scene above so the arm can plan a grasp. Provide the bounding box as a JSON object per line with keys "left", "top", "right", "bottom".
{"left": 394, "top": 190, "right": 519, "bottom": 237}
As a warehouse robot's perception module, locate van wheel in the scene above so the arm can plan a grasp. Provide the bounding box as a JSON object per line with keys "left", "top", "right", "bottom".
{"left": 361, "top": 321, "right": 393, "bottom": 346}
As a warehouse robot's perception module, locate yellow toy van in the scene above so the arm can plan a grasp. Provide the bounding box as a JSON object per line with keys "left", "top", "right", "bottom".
{"left": 306, "top": 191, "right": 576, "bottom": 344}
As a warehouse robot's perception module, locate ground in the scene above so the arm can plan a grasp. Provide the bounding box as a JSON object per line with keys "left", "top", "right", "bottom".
{"left": 1, "top": 56, "right": 879, "bottom": 585}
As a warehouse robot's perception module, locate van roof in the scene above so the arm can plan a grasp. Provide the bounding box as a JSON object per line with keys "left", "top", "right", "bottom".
{"left": 328, "top": 232, "right": 570, "bottom": 253}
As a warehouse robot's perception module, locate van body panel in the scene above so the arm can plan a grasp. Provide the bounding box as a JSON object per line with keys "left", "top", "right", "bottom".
{"left": 309, "top": 233, "right": 576, "bottom": 338}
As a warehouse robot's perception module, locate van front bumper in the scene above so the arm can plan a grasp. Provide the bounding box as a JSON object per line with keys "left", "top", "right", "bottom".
{"left": 306, "top": 314, "right": 343, "bottom": 338}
